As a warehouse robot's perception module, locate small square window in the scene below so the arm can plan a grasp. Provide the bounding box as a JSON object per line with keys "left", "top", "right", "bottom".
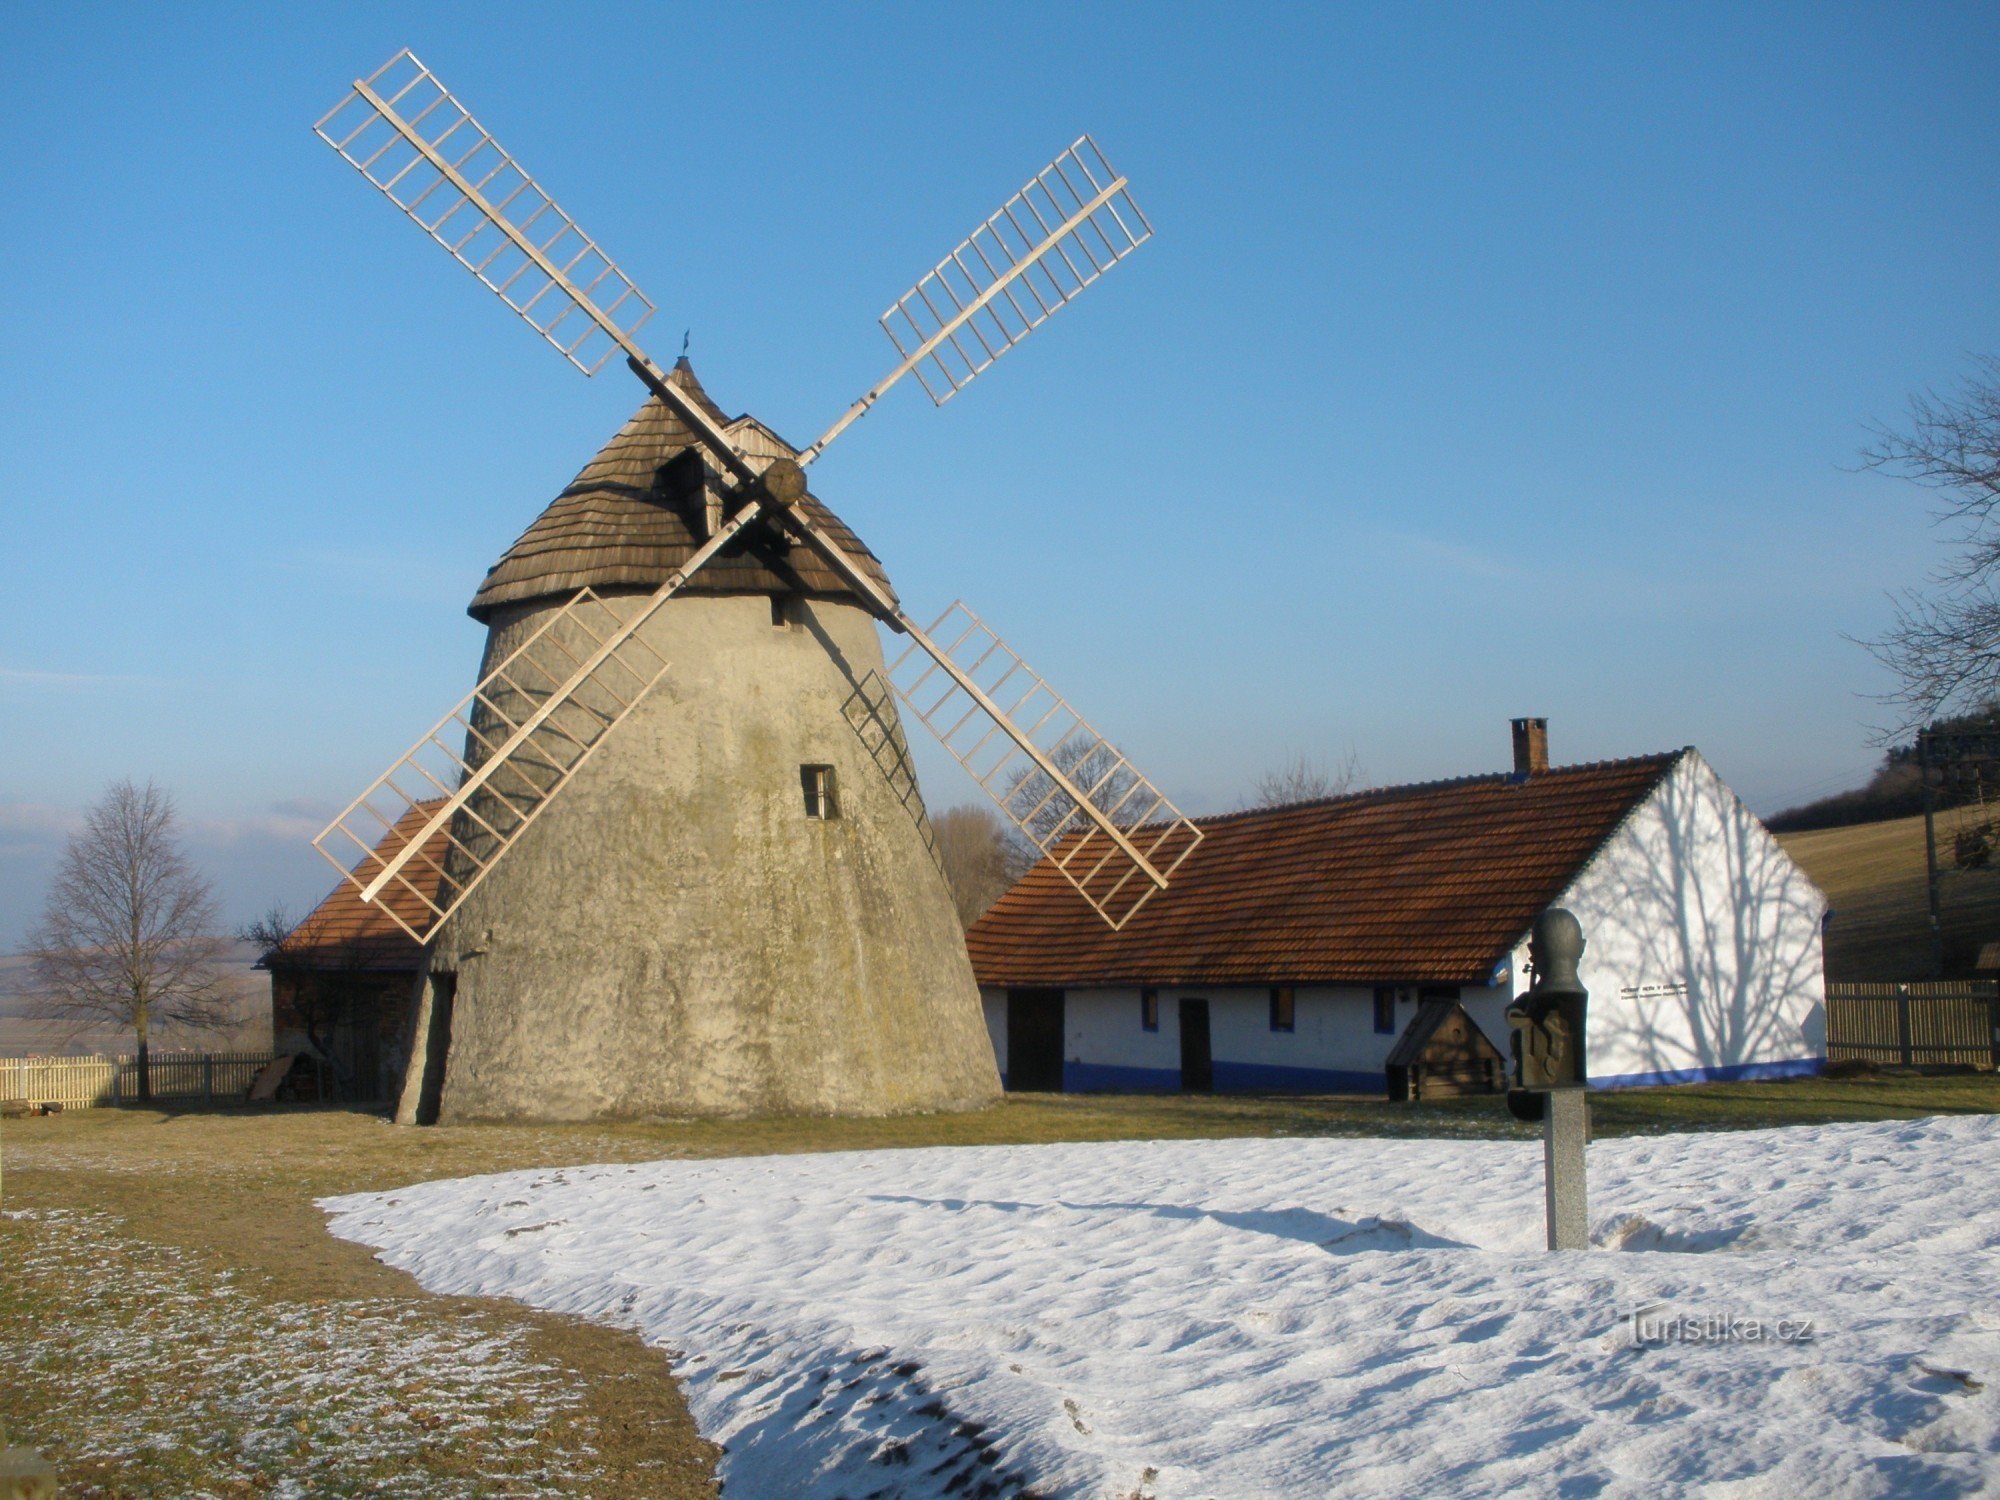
{"left": 1373, "top": 986, "right": 1396, "bottom": 1034}
{"left": 771, "top": 594, "right": 802, "bottom": 629}
{"left": 801, "top": 764, "right": 838, "bottom": 820}
{"left": 1140, "top": 988, "right": 1159, "bottom": 1032}
{"left": 1269, "top": 986, "right": 1295, "bottom": 1033}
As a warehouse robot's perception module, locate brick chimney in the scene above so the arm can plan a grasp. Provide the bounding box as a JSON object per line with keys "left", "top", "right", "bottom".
{"left": 1511, "top": 717, "right": 1549, "bottom": 777}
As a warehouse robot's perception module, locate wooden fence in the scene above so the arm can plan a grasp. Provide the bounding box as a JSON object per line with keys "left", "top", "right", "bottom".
{"left": 1826, "top": 982, "right": 1999, "bottom": 1068}
{"left": 0, "top": 1051, "right": 281, "bottom": 1109}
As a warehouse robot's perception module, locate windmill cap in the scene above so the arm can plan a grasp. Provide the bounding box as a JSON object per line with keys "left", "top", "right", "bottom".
{"left": 466, "top": 360, "right": 896, "bottom": 620}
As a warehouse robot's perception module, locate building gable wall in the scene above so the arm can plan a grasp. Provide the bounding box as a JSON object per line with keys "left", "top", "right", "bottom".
{"left": 1543, "top": 749, "right": 1828, "bottom": 1087}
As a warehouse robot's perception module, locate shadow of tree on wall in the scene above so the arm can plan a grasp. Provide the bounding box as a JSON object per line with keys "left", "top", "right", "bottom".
{"left": 1577, "top": 759, "right": 1827, "bottom": 1081}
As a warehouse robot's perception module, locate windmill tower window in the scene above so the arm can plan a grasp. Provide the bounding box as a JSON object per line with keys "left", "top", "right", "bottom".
{"left": 771, "top": 595, "right": 798, "bottom": 629}
{"left": 801, "top": 764, "right": 839, "bottom": 820}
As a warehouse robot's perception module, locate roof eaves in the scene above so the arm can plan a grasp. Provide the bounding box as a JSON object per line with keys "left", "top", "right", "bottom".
{"left": 1493, "top": 747, "right": 1692, "bottom": 963}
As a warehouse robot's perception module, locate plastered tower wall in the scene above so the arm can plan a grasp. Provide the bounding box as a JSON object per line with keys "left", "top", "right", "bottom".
{"left": 396, "top": 589, "right": 1000, "bottom": 1122}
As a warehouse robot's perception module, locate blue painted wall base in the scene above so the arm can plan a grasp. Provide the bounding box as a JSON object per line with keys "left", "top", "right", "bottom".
{"left": 1030, "top": 1055, "right": 1825, "bottom": 1096}
{"left": 1590, "top": 1057, "right": 1824, "bottom": 1089}
{"left": 1060, "top": 1059, "right": 1383, "bottom": 1095}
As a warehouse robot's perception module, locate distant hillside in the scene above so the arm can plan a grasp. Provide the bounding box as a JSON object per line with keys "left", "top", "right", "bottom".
{"left": 1769, "top": 708, "right": 2000, "bottom": 834}
{"left": 1766, "top": 763, "right": 1927, "bottom": 834}
{"left": 1777, "top": 810, "right": 2000, "bottom": 981}
{"left": 0, "top": 942, "right": 272, "bottom": 1057}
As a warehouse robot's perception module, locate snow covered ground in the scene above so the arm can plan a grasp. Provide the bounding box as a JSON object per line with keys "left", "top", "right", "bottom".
{"left": 322, "top": 1117, "right": 2000, "bottom": 1498}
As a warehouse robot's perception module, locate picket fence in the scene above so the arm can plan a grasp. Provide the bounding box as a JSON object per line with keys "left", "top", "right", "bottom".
{"left": 0, "top": 1051, "right": 281, "bottom": 1110}
{"left": 1825, "top": 982, "right": 1999, "bottom": 1069}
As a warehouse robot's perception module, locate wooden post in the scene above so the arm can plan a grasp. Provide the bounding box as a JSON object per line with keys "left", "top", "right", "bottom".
{"left": 203, "top": 1055, "right": 214, "bottom": 1107}
{"left": 1897, "top": 985, "right": 1914, "bottom": 1067}
{"left": 1922, "top": 731, "right": 1945, "bottom": 979}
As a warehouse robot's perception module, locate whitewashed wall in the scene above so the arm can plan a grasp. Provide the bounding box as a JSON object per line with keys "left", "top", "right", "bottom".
{"left": 982, "top": 981, "right": 1513, "bottom": 1093}
{"left": 1538, "top": 750, "right": 1827, "bottom": 1086}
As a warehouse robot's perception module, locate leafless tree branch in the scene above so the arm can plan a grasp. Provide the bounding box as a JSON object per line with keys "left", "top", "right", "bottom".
{"left": 1247, "top": 749, "right": 1364, "bottom": 809}
{"left": 932, "top": 806, "right": 1035, "bottom": 928}
{"left": 28, "top": 779, "right": 226, "bottom": 1099}
{"left": 1861, "top": 356, "right": 2000, "bottom": 736}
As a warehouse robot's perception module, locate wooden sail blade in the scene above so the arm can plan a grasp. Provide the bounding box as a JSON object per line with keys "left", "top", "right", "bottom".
{"left": 314, "top": 49, "right": 655, "bottom": 378}
{"left": 880, "top": 136, "right": 1149, "bottom": 406}
{"left": 312, "top": 502, "right": 769, "bottom": 943}
{"left": 884, "top": 601, "right": 1200, "bottom": 930}
{"left": 801, "top": 136, "right": 1153, "bottom": 462}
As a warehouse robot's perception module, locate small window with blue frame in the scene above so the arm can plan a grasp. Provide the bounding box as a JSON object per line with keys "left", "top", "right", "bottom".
{"left": 1373, "top": 985, "right": 1396, "bottom": 1034}
{"left": 1269, "top": 985, "right": 1295, "bottom": 1033}
{"left": 1140, "top": 988, "right": 1159, "bottom": 1032}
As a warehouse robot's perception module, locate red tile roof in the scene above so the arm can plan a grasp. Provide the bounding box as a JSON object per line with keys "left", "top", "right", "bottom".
{"left": 966, "top": 753, "right": 1685, "bottom": 987}
{"left": 265, "top": 801, "right": 451, "bottom": 973}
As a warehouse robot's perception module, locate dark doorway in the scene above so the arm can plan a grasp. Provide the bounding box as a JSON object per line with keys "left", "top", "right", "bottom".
{"left": 414, "top": 970, "right": 457, "bottom": 1125}
{"left": 1179, "top": 998, "right": 1213, "bottom": 1093}
{"left": 1006, "top": 988, "right": 1065, "bottom": 1092}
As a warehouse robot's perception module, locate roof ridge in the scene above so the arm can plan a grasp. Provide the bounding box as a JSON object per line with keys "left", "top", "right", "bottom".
{"left": 1188, "top": 749, "right": 1687, "bottom": 829}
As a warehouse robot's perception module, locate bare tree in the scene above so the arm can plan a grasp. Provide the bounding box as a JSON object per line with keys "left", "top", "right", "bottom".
{"left": 1861, "top": 356, "right": 2000, "bottom": 734}
{"left": 933, "top": 805, "right": 1034, "bottom": 928}
{"left": 1248, "top": 749, "right": 1363, "bottom": 809}
{"left": 30, "top": 780, "right": 226, "bottom": 1100}
{"left": 239, "top": 903, "right": 298, "bottom": 962}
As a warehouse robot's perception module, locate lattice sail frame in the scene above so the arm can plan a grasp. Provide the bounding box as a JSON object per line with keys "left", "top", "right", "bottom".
{"left": 880, "top": 136, "right": 1150, "bottom": 406}
{"left": 887, "top": 602, "right": 1201, "bottom": 929}
{"left": 314, "top": 50, "right": 654, "bottom": 376}
{"left": 312, "top": 589, "right": 674, "bottom": 941}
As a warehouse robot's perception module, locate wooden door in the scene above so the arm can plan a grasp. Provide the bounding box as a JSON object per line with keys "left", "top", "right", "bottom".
{"left": 1179, "top": 998, "right": 1212, "bottom": 1093}
{"left": 1006, "top": 988, "right": 1066, "bottom": 1092}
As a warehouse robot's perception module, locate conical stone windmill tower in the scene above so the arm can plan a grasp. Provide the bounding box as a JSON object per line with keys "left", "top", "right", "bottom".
{"left": 310, "top": 52, "right": 1203, "bottom": 1123}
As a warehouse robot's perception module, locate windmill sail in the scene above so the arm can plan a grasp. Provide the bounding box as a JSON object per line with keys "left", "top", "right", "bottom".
{"left": 314, "top": 50, "right": 655, "bottom": 378}
{"left": 886, "top": 602, "right": 1202, "bottom": 930}
{"left": 801, "top": 137, "right": 1152, "bottom": 462}
{"left": 315, "top": 51, "right": 759, "bottom": 490}
{"left": 313, "top": 506, "right": 769, "bottom": 943}
{"left": 883, "top": 137, "right": 1151, "bottom": 405}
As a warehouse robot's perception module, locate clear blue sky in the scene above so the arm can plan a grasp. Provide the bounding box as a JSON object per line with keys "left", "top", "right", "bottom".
{"left": 3, "top": 1, "right": 1996, "bottom": 948}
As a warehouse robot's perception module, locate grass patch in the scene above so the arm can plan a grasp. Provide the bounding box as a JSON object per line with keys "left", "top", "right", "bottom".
{"left": 5, "top": 1073, "right": 2000, "bottom": 1494}
{"left": 1, "top": 1207, "right": 602, "bottom": 1497}
{"left": 1777, "top": 809, "right": 2000, "bottom": 979}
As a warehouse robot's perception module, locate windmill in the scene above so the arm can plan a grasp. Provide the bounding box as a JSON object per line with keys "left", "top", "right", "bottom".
{"left": 310, "top": 50, "right": 1201, "bottom": 1122}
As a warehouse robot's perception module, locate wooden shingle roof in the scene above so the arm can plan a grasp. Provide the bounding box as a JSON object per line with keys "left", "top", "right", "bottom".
{"left": 966, "top": 752, "right": 1686, "bottom": 988}
{"left": 264, "top": 801, "right": 451, "bottom": 973}
{"left": 468, "top": 359, "right": 895, "bottom": 621}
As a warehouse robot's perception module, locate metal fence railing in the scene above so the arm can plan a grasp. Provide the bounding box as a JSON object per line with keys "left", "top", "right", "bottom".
{"left": 1826, "top": 982, "right": 1998, "bottom": 1069}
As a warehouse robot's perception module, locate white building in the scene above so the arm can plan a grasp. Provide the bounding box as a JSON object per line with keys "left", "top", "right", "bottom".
{"left": 966, "top": 722, "right": 1829, "bottom": 1095}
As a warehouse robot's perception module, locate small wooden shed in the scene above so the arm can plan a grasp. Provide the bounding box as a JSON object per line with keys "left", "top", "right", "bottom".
{"left": 1384, "top": 1000, "right": 1506, "bottom": 1101}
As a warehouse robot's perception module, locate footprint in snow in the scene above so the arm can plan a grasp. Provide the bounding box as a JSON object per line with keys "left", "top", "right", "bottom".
{"left": 1600, "top": 1213, "right": 1753, "bottom": 1254}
